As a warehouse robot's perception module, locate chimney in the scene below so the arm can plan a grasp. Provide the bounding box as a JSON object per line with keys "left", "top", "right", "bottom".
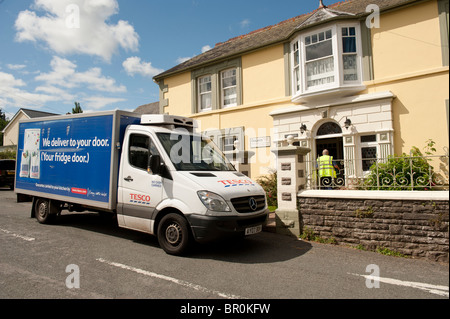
{"left": 319, "top": 0, "right": 327, "bottom": 8}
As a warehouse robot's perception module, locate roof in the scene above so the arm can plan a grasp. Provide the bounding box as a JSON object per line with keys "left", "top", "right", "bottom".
{"left": 134, "top": 102, "right": 160, "bottom": 115}
{"left": 2, "top": 108, "right": 58, "bottom": 134}
{"left": 20, "top": 108, "right": 58, "bottom": 118}
{"left": 153, "top": 0, "right": 422, "bottom": 81}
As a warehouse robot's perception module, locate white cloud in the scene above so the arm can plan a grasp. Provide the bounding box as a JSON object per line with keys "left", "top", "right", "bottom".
{"left": 122, "top": 57, "right": 164, "bottom": 78}
{"left": 36, "top": 56, "right": 126, "bottom": 93}
{"left": 35, "top": 85, "right": 75, "bottom": 101}
{"left": 176, "top": 56, "right": 193, "bottom": 64}
{"left": 240, "top": 19, "right": 251, "bottom": 28}
{"left": 201, "top": 45, "right": 212, "bottom": 53}
{"left": 0, "top": 71, "right": 26, "bottom": 87}
{"left": 35, "top": 56, "right": 77, "bottom": 87}
{"left": 83, "top": 96, "right": 126, "bottom": 110}
{"left": 0, "top": 71, "right": 60, "bottom": 110}
{"left": 7, "top": 64, "right": 27, "bottom": 70}
{"left": 175, "top": 44, "right": 213, "bottom": 65}
{"left": 14, "top": 0, "right": 139, "bottom": 62}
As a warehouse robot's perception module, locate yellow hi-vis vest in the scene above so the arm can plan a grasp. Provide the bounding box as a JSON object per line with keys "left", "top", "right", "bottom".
{"left": 317, "top": 155, "right": 337, "bottom": 178}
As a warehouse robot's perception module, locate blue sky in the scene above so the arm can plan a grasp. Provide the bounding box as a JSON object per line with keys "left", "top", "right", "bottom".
{"left": 0, "top": 0, "right": 318, "bottom": 119}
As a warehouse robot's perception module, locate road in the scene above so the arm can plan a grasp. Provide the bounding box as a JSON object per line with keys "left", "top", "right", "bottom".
{"left": 1, "top": 187, "right": 448, "bottom": 310}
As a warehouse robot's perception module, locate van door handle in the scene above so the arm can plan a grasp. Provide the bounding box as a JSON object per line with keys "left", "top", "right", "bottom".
{"left": 124, "top": 176, "right": 134, "bottom": 182}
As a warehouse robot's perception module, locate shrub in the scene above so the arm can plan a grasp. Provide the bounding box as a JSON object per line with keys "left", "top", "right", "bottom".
{"left": 0, "top": 149, "right": 16, "bottom": 160}
{"left": 256, "top": 171, "right": 277, "bottom": 207}
{"left": 364, "top": 146, "right": 436, "bottom": 191}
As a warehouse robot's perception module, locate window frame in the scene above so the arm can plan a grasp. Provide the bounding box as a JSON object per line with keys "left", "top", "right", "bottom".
{"left": 197, "top": 74, "right": 213, "bottom": 112}
{"left": 290, "top": 22, "right": 364, "bottom": 99}
{"left": 191, "top": 58, "right": 242, "bottom": 114}
{"left": 128, "top": 133, "right": 160, "bottom": 172}
{"left": 359, "top": 134, "right": 378, "bottom": 173}
{"left": 220, "top": 68, "right": 238, "bottom": 108}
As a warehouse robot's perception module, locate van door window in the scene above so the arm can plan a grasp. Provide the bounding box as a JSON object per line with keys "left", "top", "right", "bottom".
{"left": 129, "top": 134, "right": 159, "bottom": 171}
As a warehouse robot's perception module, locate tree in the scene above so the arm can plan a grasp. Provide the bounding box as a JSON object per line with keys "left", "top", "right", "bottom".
{"left": 72, "top": 102, "right": 83, "bottom": 114}
{"left": 0, "top": 108, "right": 9, "bottom": 147}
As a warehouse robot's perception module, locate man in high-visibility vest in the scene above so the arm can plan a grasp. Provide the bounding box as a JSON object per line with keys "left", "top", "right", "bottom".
{"left": 317, "top": 149, "right": 338, "bottom": 189}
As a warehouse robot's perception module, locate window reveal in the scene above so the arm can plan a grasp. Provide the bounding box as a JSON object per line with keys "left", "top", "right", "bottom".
{"left": 221, "top": 69, "right": 237, "bottom": 107}
{"left": 361, "top": 135, "right": 377, "bottom": 172}
{"left": 342, "top": 27, "right": 358, "bottom": 82}
{"left": 198, "top": 75, "right": 212, "bottom": 111}
{"left": 305, "top": 29, "right": 335, "bottom": 89}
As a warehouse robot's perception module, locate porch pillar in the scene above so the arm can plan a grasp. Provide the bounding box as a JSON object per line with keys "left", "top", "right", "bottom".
{"left": 272, "top": 138, "right": 311, "bottom": 237}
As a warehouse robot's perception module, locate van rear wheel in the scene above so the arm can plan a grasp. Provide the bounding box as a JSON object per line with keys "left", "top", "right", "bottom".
{"left": 34, "top": 198, "right": 55, "bottom": 224}
{"left": 157, "top": 213, "right": 191, "bottom": 255}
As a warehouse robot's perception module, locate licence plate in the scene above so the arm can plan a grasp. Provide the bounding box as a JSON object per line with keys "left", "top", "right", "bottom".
{"left": 245, "top": 225, "right": 262, "bottom": 236}
{"left": 7, "top": 171, "right": 15, "bottom": 175}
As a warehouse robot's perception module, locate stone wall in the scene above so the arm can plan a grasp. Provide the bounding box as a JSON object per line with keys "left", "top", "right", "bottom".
{"left": 298, "top": 193, "right": 449, "bottom": 263}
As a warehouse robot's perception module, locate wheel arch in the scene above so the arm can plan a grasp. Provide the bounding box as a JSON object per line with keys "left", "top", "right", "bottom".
{"left": 153, "top": 207, "right": 192, "bottom": 237}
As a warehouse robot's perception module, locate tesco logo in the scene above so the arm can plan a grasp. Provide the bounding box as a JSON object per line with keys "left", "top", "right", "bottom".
{"left": 218, "top": 179, "right": 255, "bottom": 187}
{"left": 130, "top": 194, "right": 151, "bottom": 202}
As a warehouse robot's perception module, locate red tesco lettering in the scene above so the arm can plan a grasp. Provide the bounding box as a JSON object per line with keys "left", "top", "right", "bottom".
{"left": 130, "top": 194, "right": 151, "bottom": 202}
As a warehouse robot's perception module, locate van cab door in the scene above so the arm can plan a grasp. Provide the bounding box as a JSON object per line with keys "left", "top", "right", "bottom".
{"left": 118, "top": 132, "right": 163, "bottom": 234}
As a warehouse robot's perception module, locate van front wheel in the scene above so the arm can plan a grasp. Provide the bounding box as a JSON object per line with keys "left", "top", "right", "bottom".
{"left": 157, "top": 213, "right": 191, "bottom": 255}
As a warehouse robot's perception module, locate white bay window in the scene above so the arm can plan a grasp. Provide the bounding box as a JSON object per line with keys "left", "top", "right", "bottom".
{"left": 291, "top": 23, "right": 364, "bottom": 102}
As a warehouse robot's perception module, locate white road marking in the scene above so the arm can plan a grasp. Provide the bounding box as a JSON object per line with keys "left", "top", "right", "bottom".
{"left": 96, "top": 258, "right": 244, "bottom": 299}
{"left": 349, "top": 273, "right": 449, "bottom": 297}
{"left": 0, "top": 228, "right": 35, "bottom": 242}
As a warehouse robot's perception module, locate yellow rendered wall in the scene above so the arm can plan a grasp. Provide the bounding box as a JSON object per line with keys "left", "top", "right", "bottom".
{"left": 372, "top": 0, "right": 443, "bottom": 79}
{"left": 193, "top": 102, "right": 286, "bottom": 178}
{"left": 163, "top": 72, "right": 192, "bottom": 117}
{"left": 241, "top": 44, "right": 286, "bottom": 105}
{"left": 367, "top": 0, "right": 449, "bottom": 154}
{"left": 367, "top": 71, "right": 449, "bottom": 155}
{"left": 162, "top": 43, "right": 289, "bottom": 178}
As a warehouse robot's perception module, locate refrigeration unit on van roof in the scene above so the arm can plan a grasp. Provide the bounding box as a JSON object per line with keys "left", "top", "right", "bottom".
{"left": 140, "top": 114, "right": 197, "bottom": 131}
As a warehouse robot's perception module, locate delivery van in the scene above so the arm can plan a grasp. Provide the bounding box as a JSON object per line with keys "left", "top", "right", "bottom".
{"left": 15, "top": 110, "right": 268, "bottom": 255}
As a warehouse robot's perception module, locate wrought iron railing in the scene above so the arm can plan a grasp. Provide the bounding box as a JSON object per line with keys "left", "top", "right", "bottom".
{"left": 305, "top": 149, "right": 449, "bottom": 191}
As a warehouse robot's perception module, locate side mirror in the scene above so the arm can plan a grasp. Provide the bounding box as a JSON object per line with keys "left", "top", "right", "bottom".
{"left": 148, "top": 155, "right": 161, "bottom": 175}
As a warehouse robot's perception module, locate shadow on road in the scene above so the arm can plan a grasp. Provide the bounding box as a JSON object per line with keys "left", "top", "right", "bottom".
{"left": 49, "top": 212, "right": 312, "bottom": 264}
{"left": 189, "top": 233, "right": 312, "bottom": 264}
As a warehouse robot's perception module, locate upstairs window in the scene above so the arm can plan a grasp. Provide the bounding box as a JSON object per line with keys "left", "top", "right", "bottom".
{"left": 221, "top": 69, "right": 237, "bottom": 107}
{"left": 291, "top": 23, "right": 363, "bottom": 100}
{"left": 198, "top": 75, "right": 212, "bottom": 112}
{"left": 191, "top": 58, "right": 242, "bottom": 114}
{"left": 342, "top": 27, "right": 358, "bottom": 82}
{"left": 305, "top": 29, "right": 334, "bottom": 89}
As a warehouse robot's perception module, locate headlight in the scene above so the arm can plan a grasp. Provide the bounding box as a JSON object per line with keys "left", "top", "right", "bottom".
{"left": 197, "top": 191, "right": 231, "bottom": 212}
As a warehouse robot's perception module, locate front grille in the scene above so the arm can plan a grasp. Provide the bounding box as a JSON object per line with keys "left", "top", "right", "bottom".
{"left": 231, "top": 195, "right": 266, "bottom": 213}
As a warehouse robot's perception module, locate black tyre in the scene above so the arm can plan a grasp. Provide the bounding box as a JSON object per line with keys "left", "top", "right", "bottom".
{"left": 34, "top": 198, "right": 56, "bottom": 224}
{"left": 157, "top": 213, "right": 192, "bottom": 255}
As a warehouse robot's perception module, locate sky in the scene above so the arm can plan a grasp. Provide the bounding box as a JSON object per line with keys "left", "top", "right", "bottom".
{"left": 0, "top": 0, "right": 319, "bottom": 119}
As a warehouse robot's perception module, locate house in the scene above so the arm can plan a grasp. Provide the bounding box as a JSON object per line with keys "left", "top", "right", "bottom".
{"left": 153, "top": 0, "right": 449, "bottom": 181}
{"left": 2, "top": 108, "right": 58, "bottom": 148}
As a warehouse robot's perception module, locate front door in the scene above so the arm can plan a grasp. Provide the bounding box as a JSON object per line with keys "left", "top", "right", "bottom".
{"left": 119, "top": 133, "right": 162, "bottom": 234}
{"left": 316, "top": 137, "right": 344, "bottom": 187}
{"left": 316, "top": 137, "right": 343, "bottom": 161}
